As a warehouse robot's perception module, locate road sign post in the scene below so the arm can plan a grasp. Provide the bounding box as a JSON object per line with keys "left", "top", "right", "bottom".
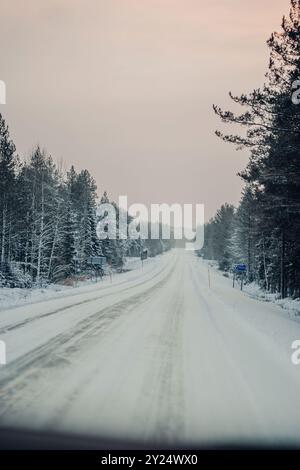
{"left": 141, "top": 249, "right": 148, "bottom": 269}
{"left": 233, "top": 264, "right": 247, "bottom": 290}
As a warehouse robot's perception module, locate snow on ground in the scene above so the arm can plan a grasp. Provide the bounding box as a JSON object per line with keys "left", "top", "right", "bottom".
{"left": 0, "top": 256, "right": 159, "bottom": 312}
{"left": 1, "top": 250, "right": 300, "bottom": 447}
{"left": 244, "top": 282, "right": 300, "bottom": 316}
{"left": 204, "top": 259, "right": 300, "bottom": 317}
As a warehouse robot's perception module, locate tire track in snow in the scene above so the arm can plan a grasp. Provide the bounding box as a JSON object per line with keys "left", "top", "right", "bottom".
{"left": 0, "top": 257, "right": 178, "bottom": 421}
{"left": 0, "top": 259, "right": 172, "bottom": 336}
{"left": 133, "top": 254, "right": 185, "bottom": 443}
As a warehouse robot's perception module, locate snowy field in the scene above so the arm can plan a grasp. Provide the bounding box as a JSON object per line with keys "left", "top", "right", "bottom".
{"left": 1, "top": 250, "right": 300, "bottom": 446}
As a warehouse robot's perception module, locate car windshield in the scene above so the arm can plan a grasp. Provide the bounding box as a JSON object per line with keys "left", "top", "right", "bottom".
{"left": 0, "top": 0, "right": 300, "bottom": 453}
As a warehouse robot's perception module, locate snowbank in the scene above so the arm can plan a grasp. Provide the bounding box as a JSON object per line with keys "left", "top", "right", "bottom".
{"left": 203, "top": 258, "right": 300, "bottom": 317}
{"left": 0, "top": 256, "right": 156, "bottom": 312}
{"left": 244, "top": 282, "right": 300, "bottom": 316}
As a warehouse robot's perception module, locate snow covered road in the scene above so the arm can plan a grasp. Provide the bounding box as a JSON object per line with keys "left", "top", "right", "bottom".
{"left": 1, "top": 250, "right": 300, "bottom": 446}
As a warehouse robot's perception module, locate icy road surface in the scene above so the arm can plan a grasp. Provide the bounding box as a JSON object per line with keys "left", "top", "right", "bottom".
{"left": 1, "top": 250, "right": 300, "bottom": 446}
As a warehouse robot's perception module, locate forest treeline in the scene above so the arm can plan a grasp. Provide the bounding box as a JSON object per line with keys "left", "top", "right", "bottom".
{"left": 201, "top": 0, "right": 300, "bottom": 299}
{"left": 0, "top": 117, "right": 171, "bottom": 288}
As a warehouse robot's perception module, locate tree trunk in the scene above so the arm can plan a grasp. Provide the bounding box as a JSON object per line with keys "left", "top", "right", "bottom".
{"left": 36, "top": 182, "right": 44, "bottom": 284}
{"left": 281, "top": 228, "right": 286, "bottom": 299}
{"left": 1, "top": 205, "right": 7, "bottom": 263}
{"left": 48, "top": 206, "right": 60, "bottom": 279}
{"left": 262, "top": 238, "right": 269, "bottom": 291}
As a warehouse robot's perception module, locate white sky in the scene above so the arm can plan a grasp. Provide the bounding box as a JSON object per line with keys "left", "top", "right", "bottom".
{"left": 0, "top": 0, "right": 291, "bottom": 220}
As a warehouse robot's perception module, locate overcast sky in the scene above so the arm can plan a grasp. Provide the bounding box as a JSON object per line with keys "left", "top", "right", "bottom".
{"left": 0, "top": 0, "right": 291, "bottom": 220}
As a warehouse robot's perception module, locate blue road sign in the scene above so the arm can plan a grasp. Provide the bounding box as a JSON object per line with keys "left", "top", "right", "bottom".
{"left": 234, "top": 264, "right": 247, "bottom": 273}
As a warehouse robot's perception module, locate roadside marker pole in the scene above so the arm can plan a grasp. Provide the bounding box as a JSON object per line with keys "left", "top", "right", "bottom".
{"left": 208, "top": 266, "right": 211, "bottom": 289}
{"left": 109, "top": 262, "right": 112, "bottom": 283}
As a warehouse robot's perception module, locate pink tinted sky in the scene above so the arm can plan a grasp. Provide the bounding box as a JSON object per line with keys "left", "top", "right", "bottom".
{"left": 0, "top": 0, "right": 291, "bottom": 220}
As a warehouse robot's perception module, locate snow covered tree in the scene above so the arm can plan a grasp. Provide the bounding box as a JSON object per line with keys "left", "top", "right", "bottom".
{"left": 0, "top": 114, "right": 18, "bottom": 266}
{"left": 0, "top": 110, "right": 169, "bottom": 286}
{"left": 214, "top": 0, "right": 300, "bottom": 297}
{"left": 229, "top": 187, "right": 258, "bottom": 282}
{"left": 201, "top": 204, "right": 235, "bottom": 271}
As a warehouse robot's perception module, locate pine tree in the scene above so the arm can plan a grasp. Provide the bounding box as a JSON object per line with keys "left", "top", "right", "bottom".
{"left": 0, "top": 114, "right": 18, "bottom": 267}
{"left": 201, "top": 204, "right": 235, "bottom": 271}
{"left": 213, "top": 0, "right": 300, "bottom": 298}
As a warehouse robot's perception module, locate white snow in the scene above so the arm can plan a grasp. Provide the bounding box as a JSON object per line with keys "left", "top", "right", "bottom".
{"left": 244, "top": 282, "right": 300, "bottom": 316}
{"left": 1, "top": 250, "right": 300, "bottom": 446}
{"left": 204, "top": 259, "right": 300, "bottom": 317}
{"left": 0, "top": 256, "right": 157, "bottom": 312}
